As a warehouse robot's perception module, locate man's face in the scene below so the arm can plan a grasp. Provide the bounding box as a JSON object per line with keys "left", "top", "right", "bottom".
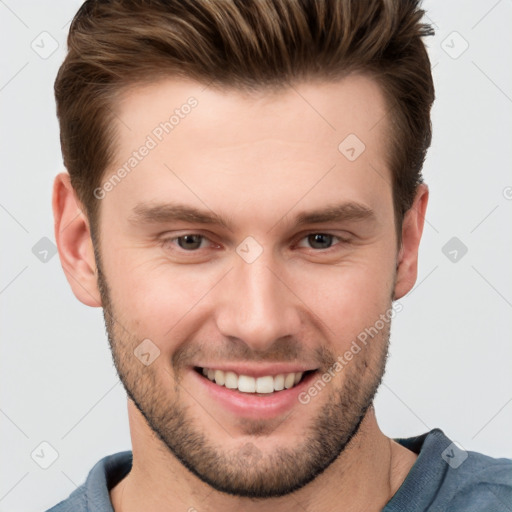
{"left": 95, "top": 75, "right": 399, "bottom": 497}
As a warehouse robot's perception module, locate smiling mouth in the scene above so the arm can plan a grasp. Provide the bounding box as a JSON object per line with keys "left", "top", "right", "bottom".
{"left": 194, "top": 367, "right": 315, "bottom": 394}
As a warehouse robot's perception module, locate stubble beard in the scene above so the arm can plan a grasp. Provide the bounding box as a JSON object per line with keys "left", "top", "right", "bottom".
{"left": 95, "top": 257, "right": 392, "bottom": 498}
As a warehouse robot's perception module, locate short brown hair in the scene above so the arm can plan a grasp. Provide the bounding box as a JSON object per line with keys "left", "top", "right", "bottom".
{"left": 55, "top": 0, "right": 434, "bottom": 241}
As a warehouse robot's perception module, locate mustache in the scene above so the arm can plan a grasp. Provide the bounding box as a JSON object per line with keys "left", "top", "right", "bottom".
{"left": 172, "top": 337, "right": 337, "bottom": 371}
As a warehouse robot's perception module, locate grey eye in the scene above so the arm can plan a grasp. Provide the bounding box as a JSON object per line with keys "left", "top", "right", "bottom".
{"left": 306, "top": 234, "right": 334, "bottom": 249}
{"left": 177, "top": 234, "right": 204, "bottom": 250}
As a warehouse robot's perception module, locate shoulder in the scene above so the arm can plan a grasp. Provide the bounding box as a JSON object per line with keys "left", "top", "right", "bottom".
{"left": 45, "top": 486, "right": 87, "bottom": 511}
{"left": 387, "top": 428, "right": 512, "bottom": 512}
{"left": 442, "top": 448, "right": 512, "bottom": 511}
{"left": 44, "top": 451, "right": 132, "bottom": 512}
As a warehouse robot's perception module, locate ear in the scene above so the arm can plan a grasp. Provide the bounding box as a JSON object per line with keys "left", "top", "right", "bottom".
{"left": 52, "top": 172, "right": 102, "bottom": 307}
{"left": 393, "top": 184, "right": 429, "bottom": 300}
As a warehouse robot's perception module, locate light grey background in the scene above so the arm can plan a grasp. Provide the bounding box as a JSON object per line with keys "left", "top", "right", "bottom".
{"left": 1, "top": 1, "right": 511, "bottom": 510}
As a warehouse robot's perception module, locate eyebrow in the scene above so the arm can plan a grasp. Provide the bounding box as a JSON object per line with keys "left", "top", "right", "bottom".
{"left": 129, "top": 201, "right": 375, "bottom": 231}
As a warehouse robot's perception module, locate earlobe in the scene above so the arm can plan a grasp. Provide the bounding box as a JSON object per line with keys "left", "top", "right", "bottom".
{"left": 393, "top": 184, "right": 429, "bottom": 300}
{"left": 52, "top": 172, "right": 102, "bottom": 307}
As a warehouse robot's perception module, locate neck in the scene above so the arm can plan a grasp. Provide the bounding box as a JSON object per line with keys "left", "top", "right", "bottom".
{"left": 110, "top": 402, "right": 417, "bottom": 512}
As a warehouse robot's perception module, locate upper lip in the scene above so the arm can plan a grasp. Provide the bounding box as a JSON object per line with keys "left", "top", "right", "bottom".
{"left": 193, "top": 363, "right": 317, "bottom": 378}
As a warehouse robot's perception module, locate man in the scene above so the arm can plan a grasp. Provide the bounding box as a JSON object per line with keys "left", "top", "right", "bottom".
{"left": 48, "top": 0, "right": 512, "bottom": 510}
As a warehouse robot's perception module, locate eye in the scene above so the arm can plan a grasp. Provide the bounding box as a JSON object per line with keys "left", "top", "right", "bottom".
{"left": 165, "top": 234, "right": 210, "bottom": 251}
{"left": 297, "top": 233, "right": 345, "bottom": 250}
{"left": 161, "top": 232, "right": 349, "bottom": 255}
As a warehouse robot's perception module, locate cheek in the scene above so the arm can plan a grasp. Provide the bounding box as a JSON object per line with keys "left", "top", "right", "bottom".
{"left": 294, "top": 256, "right": 395, "bottom": 343}
{"left": 103, "top": 250, "right": 219, "bottom": 341}
{"left": 102, "top": 232, "right": 397, "bottom": 348}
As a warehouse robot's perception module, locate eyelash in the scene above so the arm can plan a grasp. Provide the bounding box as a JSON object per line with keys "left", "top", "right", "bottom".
{"left": 160, "top": 232, "right": 351, "bottom": 254}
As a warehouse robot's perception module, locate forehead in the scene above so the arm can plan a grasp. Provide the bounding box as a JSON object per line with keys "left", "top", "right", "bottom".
{"left": 114, "top": 74, "right": 388, "bottom": 154}
{"left": 102, "top": 75, "right": 392, "bottom": 230}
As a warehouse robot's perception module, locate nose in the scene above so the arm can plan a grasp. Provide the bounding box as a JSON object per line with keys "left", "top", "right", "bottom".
{"left": 215, "top": 250, "right": 302, "bottom": 353}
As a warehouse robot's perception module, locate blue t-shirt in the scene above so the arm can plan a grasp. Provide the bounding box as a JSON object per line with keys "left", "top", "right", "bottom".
{"left": 46, "top": 428, "right": 512, "bottom": 511}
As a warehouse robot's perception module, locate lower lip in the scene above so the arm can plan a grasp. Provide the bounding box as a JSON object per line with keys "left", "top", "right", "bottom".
{"left": 190, "top": 369, "right": 318, "bottom": 419}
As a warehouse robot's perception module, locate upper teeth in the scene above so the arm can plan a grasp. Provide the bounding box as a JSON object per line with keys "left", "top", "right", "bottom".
{"left": 201, "top": 368, "right": 304, "bottom": 394}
